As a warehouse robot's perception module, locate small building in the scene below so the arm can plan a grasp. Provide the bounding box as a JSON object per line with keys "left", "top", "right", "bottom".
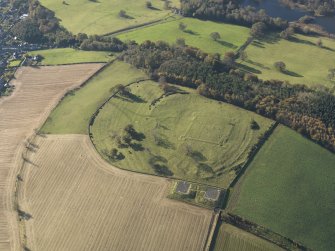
{"left": 204, "top": 188, "right": 221, "bottom": 201}
{"left": 176, "top": 181, "right": 191, "bottom": 194}
{"left": 20, "top": 14, "right": 29, "bottom": 20}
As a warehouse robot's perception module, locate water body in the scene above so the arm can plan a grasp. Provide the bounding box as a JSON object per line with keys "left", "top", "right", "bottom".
{"left": 242, "top": 0, "right": 335, "bottom": 33}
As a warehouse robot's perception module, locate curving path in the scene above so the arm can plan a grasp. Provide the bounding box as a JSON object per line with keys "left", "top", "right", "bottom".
{"left": 0, "top": 64, "right": 103, "bottom": 250}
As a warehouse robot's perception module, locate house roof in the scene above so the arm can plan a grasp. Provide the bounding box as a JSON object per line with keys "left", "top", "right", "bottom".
{"left": 204, "top": 188, "right": 221, "bottom": 201}
{"left": 176, "top": 181, "right": 191, "bottom": 194}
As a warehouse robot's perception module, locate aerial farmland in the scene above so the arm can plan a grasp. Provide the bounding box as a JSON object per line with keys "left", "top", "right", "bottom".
{"left": 0, "top": 0, "right": 335, "bottom": 250}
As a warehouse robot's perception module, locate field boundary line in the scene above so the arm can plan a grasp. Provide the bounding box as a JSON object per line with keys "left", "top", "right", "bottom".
{"left": 203, "top": 210, "right": 221, "bottom": 251}
{"left": 102, "top": 14, "right": 181, "bottom": 37}
{"left": 220, "top": 212, "right": 312, "bottom": 251}
{"left": 38, "top": 61, "right": 112, "bottom": 132}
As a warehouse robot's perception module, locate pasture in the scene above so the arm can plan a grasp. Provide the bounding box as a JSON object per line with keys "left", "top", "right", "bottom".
{"left": 41, "top": 61, "right": 147, "bottom": 134}
{"left": 0, "top": 64, "right": 102, "bottom": 250}
{"left": 19, "top": 135, "right": 211, "bottom": 250}
{"left": 117, "top": 17, "right": 250, "bottom": 55}
{"left": 239, "top": 34, "right": 335, "bottom": 88}
{"left": 229, "top": 125, "right": 335, "bottom": 251}
{"left": 28, "top": 48, "right": 113, "bottom": 65}
{"left": 39, "top": 0, "right": 180, "bottom": 35}
{"left": 212, "top": 223, "right": 283, "bottom": 251}
{"left": 91, "top": 82, "right": 273, "bottom": 188}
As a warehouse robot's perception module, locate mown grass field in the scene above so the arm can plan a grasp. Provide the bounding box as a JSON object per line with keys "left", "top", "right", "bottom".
{"left": 91, "top": 82, "right": 273, "bottom": 188}
{"left": 39, "top": 0, "right": 180, "bottom": 35}
{"left": 118, "top": 18, "right": 250, "bottom": 55}
{"left": 212, "top": 223, "right": 283, "bottom": 251}
{"left": 230, "top": 125, "right": 335, "bottom": 251}
{"left": 238, "top": 34, "right": 335, "bottom": 88}
{"left": 29, "top": 48, "right": 113, "bottom": 65}
{"left": 41, "top": 61, "right": 147, "bottom": 134}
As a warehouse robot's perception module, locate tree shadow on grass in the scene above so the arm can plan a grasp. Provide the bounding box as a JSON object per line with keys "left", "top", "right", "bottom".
{"left": 258, "top": 33, "right": 281, "bottom": 44}
{"left": 283, "top": 69, "right": 303, "bottom": 77}
{"left": 289, "top": 36, "right": 315, "bottom": 46}
{"left": 190, "top": 151, "right": 207, "bottom": 162}
{"left": 251, "top": 40, "right": 265, "bottom": 48}
{"left": 148, "top": 6, "right": 161, "bottom": 11}
{"left": 130, "top": 142, "right": 145, "bottom": 151}
{"left": 115, "top": 93, "right": 146, "bottom": 103}
{"left": 246, "top": 59, "right": 270, "bottom": 70}
{"left": 184, "top": 29, "right": 199, "bottom": 35}
{"left": 236, "top": 63, "right": 262, "bottom": 74}
{"left": 216, "top": 40, "right": 238, "bottom": 49}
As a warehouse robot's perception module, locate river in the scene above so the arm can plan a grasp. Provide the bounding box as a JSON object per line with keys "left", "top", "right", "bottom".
{"left": 242, "top": 0, "right": 335, "bottom": 34}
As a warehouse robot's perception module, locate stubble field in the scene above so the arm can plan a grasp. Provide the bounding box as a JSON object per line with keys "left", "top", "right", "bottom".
{"left": 19, "top": 135, "right": 212, "bottom": 251}
{"left": 0, "top": 64, "right": 103, "bottom": 250}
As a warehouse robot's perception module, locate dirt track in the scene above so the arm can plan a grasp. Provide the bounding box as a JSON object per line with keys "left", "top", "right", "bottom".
{"left": 19, "top": 135, "right": 211, "bottom": 251}
{"left": 0, "top": 64, "right": 103, "bottom": 250}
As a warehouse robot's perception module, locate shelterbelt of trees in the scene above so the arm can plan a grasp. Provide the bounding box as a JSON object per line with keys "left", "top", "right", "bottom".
{"left": 180, "top": 0, "right": 288, "bottom": 30}
{"left": 121, "top": 41, "right": 335, "bottom": 152}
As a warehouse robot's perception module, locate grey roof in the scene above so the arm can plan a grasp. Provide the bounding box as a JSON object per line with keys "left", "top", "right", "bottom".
{"left": 204, "top": 188, "right": 221, "bottom": 201}
{"left": 176, "top": 181, "right": 191, "bottom": 194}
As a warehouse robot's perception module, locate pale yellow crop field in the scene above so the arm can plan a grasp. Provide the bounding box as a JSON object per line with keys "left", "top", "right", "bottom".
{"left": 0, "top": 64, "right": 103, "bottom": 250}
{"left": 19, "top": 135, "right": 212, "bottom": 251}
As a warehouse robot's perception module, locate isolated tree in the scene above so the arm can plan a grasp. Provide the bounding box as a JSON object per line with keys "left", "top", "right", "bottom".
{"left": 124, "top": 124, "right": 136, "bottom": 137}
{"left": 146, "top": 1, "right": 152, "bottom": 8}
{"left": 250, "top": 22, "right": 266, "bottom": 38}
{"left": 250, "top": 119, "right": 260, "bottom": 130}
{"left": 328, "top": 68, "right": 335, "bottom": 81}
{"left": 122, "top": 134, "right": 132, "bottom": 145}
{"left": 176, "top": 38, "right": 186, "bottom": 47}
{"left": 274, "top": 61, "right": 286, "bottom": 72}
{"left": 118, "top": 10, "right": 127, "bottom": 18}
{"left": 163, "top": 0, "right": 170, "bottom": 10}
{"left": 110, "top": 148, "right": 119, "bottom": 160}
{"left": 223, "top": 51, "right": 235, "bottom": 66}
{"left": 240, "top": 51, "right": 248, "bottom": 61}
{"left": 316, "top": 38, "right": 323, "bottom": 47}
{"left": 179, "top": 22, "right": 187, "bottom": 31}
{"left": 210, "top": 32, "right": 221, "bottom": 41}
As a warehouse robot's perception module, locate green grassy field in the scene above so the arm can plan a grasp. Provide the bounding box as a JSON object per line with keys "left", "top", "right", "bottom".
{"left": 230, "top": 125, "right": 335, "bottom": 251}
{"left": 91, "top": 82, "right": 273, "bottom": 188}
{"left": 39, "top": 0, "right": 179, "bottom": 35}
{"left": 41, "top": 61, "right": 147, "bottom": 134}
{"left": 212, "top": 223, "right": 283, "bottom": 251}
{"left": 117, "top": 18, "right": 250, "bottom": 55}
{"left": 29, "top": 48, "right": 113, "bottom": 65}
{"left": 8, "top": 59, "right": 21, "bottom": 67}
{"left": 238, "top": 34, "right": 335, "bottom": 88}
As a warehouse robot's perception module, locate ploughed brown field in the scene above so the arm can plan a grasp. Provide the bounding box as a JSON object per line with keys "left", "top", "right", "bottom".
{"left": 0, "top": 64, "right": 103, "bottom": 250}
{"left": 19, "top": 135, "right": 211, "bottom": 250}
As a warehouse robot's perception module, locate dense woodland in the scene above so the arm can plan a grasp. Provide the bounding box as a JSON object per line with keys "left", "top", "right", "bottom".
{"left": 281, "top": 0, "right": 335, "bottom": 16}
{"left": 11, "top": 0, "right": 74, "bottom": 45}
{"left": 180, "top": 0, "right": 288, "bottom": 30}
{"left": 121, "top": 41, "right": 335, "bottom": 152}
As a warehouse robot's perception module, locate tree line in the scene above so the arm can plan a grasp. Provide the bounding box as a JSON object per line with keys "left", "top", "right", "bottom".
{"left": 281, "top": 0, "right": 335, "bottom": 16}
{"left": 121, "top": 40, "right": 335, "bottom": 152}
{"left": 180, "top": 0, "right": 288, "bottom": 30}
